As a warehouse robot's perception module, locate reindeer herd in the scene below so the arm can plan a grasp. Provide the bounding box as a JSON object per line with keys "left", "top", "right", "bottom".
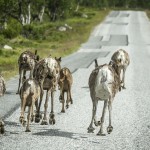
{"left": 0, "top": 49, "right": 130, "bottom": 136}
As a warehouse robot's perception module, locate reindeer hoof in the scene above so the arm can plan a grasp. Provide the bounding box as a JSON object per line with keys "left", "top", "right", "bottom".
{"left": 59, "top": 96, "right": 63, "bottom": 103}
{"left": 0, "top": 126, "right": 5, "bottom": 134}
{"left": 107, "top": 126, "right": 113, "bottom": 134}
{"left": 61, "top": 110, "right": 65, "bottom": 113}
{"left": 94, "top": 121, "right": 101, "bottom": 126}
{"left": 35, "top": 117, "right": 41, "bottom": 123}
{"left": 23, "top": 121, "right": 26, "bottom": 127}
{"left": 97, "top": 132, "right": 106, "bottom": 136}
{"left": 1, "top": 127, "right": 5, "bottom": 134}
{"left": 122, "top": 86, "right": 126, "bottom": 89}
{"left": 31, "top": 116, "right": 34, "bottom": 122}
{"left": 66, "top": 105, "right": 69, "bottom": 109}
{"left": 49, "top": 119, "right": 55, "bottom": 125}
{"left": 25, "top": 129, "right": 31, "bottom": 132}
{"left": 87, "top": 127, "right": 95, "bottom": 133}
{"left": 41, "top": 120, "right": 48, "bottom": 125}
{"left": 35, "top": 114, "right": 42, "bottom": 123}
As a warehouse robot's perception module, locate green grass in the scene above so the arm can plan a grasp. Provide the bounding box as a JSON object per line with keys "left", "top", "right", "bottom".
{"left": 0, "top": 7, "right": 110, "bottom": 80}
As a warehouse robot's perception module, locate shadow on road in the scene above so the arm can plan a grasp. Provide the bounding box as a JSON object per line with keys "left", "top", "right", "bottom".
{"left": 33, "top": 129, "right": 77, "bottom": 139}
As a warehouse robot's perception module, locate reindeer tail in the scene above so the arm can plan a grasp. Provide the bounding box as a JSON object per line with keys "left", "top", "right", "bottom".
{"left": 94, "top": 59, "right": 98, "bottom": 68}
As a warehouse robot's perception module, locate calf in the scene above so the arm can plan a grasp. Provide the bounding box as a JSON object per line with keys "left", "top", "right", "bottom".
{"left": 58, "top": 67, "right": 73, "bottom": 113}
{"left": 19, "top": 78, "right": 41, "bottom": 132}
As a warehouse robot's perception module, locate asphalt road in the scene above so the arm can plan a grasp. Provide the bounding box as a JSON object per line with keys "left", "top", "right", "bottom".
{"left": 1, "top": 11, "right": 150, "bottom": 150}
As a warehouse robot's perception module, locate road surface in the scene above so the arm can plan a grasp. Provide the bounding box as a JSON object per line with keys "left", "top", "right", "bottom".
{"left": 0, "top": 11, "right": 150, "bottom": 150}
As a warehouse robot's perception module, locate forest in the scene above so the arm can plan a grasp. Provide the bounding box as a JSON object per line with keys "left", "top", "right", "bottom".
{"left": 0, "top": 0, "right": 150, "bottom": 27}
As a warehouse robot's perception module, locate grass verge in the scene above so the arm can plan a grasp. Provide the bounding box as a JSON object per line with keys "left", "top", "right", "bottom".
{"left": 0, "top": 8, "right": 110, "bottom": 80}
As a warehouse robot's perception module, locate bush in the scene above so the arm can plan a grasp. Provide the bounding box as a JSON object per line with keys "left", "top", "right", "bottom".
{"left": 0, "top": 35, "right": 8, "bottom": 47}
{"left": 2, "top": 19, "right": 22, "bottom": 39}
{"left": 22, "top": 24, "right": 45, "bottom": 40}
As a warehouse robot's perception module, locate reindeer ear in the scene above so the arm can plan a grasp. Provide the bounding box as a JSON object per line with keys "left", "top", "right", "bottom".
{"left": 58, "top": 57, "right": 61, "bottom": 62}
{"left": 36, "top": 55, "right": 40, "bottom": 61}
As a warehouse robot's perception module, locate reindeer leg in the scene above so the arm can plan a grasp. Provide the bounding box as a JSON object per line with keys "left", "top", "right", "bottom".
{"left": 87, "top": 100, "right": 98, "bottom": 133}
{"left": 25, "top": 106, "right": 32, "bottom": 132}
{"left": 41, "top": 90, "right": 49, "bottom": 125}
{"left": 122, "top": 67, "right": 127, "bottom": 89}
{"left": 35, "top": 89, "right": 43, "bottom": 123}
{"left": 59, "top": 87, "right": 63, "bottom": 103}
{"left": 69, "top": 85, "right": 73, "bottom": 104}
{"left": 66, "top": 91, "right": 70, "bottom": 109}
{"left": 61, "top": 91, "right": 65, "bottom": 113}
{"left": 20, "top": 96, "right": 26, "bottom": 127}
{"left": 97, "top": 100, "right": 108, "bottom": 136}
{"left": 16, "top": 68, "right": 22, "bottom": 94}
{"left": 107, "top": 99, "right": 113, "bottom": 134}
{"left": 31, "top": 100, "right": 35, "bottom": 122}
{"left": 49, "top": 90, "right": 55, "bottom": 125}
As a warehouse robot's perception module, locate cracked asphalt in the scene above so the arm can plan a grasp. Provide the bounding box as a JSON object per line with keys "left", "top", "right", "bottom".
{"left": 1, "top": 11, "right": 150, "bottom": 150}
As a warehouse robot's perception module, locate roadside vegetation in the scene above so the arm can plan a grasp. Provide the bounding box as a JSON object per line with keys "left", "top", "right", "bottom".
{"left": 0, "top": 7, "right": 109, "bottom": 79}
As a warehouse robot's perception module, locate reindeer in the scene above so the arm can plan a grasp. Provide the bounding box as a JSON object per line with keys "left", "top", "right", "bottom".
{"left": 109, "top": 49, "right": 130, "bottom": 89}
{"left": 34, "top": 56, "right": 61, "bottom": 125}
{"left": 58, "top": 67, "right": 73, "bottom": 113}
{"left": 0, "top": 119, "right": 5, "bottom": 134}
{"left": 16, "top": 50, "right": 39, "bottom": 94}
{"left": 19, "top": 78, "right": 41, "bottom": 132}
{"left": 87, "top": 59, "right": 121, "bottom": 136}
{"left": 0, "top": 74, "right": 6, "bottom": 96}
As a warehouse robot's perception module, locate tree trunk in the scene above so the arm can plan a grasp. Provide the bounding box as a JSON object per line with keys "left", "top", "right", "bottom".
{"left": 75, "top": 2, "right": 79, "bottom": 12}
{"left": 38, "top": 6, "right": 45, "bottom": 22}
{"left": 26, "top": 2, "right": 31, "bottom": 24}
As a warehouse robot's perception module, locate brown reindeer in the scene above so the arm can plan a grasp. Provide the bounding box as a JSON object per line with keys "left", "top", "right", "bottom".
{"left": 0, "top": 74, "right": 6, "bottom": 96}
{"left": 58, "top": 67, "right": 73, "bottom": 113}
{"left": 87, "top": 59, "right": 121, "bottom": 136}
{"left": 34, "top": 56, "right": 61, "bottom": 125}
{"left": 0, "top": 119, "right": 5, "bottom": 134}
{"left": 19, "top": 78, "right": 41, "bottom": 132}
{"left": 109, "top": 49, "right": 130, "bottom": 89}
{"left": 16, "top": 50, "right": 39, "bottom": 94}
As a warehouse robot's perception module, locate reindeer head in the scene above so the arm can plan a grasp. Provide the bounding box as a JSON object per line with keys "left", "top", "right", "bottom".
{"left": 109, "top": 59, "right": 122, "bottom": 76}
{"left": 55, "top": 57, "right": 61, "bottom": 75}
